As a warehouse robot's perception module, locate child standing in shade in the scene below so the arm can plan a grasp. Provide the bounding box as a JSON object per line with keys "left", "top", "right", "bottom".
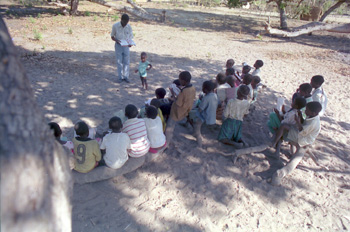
{"left": 100, "top": 117, "right": 130, "bottom": 169}
{"left": 218, "top": 85, "right": 250, "bottom": 148}
{"left": 73, "top": 121, "right": 102, "bottom": 173}
{"left": 311, "top": 75, "right": 327, "bottom": 116}
{"left": 122, "top": 104, "right": 150, "bottom": 157}
{"left": 135, "top": 52, "right": 152, "bottom": 90}
{"left": 144, "top": 106, "right": 167, "bottom": 153}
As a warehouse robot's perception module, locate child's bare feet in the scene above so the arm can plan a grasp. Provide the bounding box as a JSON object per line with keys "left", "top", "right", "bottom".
{"left": 269, "top": 169, "right": 286, "bottom": 186}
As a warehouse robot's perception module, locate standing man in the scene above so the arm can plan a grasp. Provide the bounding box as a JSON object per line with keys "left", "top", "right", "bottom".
{"left": 111, "top": 14, "right": 133, "bottom": 83}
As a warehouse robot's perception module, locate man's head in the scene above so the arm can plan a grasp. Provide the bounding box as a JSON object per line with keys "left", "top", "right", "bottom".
{"left": 121, "top": 14, "right": 129, "bottom": 27}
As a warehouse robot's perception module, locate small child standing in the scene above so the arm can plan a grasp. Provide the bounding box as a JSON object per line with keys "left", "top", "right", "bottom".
{"left": 135, "top": 52, "right": 152, "bottom": 90}
{"left": 194, "top": 81, "right": 218, "bottom": 147}
{"left": 311, "top": 75, "right": 327, "bottom": 116}
{"left": 73, "top": 121, "right": 102, "bottom": 173}
{"left": 122, "top": 104, "right": 150, "bottom": 157}
{"left": 144, "top": 106, "right": 167, "bottom": 153}
{"left": 251, "top": 60, "right": 264, "bottom": 77}
{"left": 100, "top": 117, "right": 131, "bottom": 169}
{"left": 218, "top": 85, "right": 250, "bottom": 148}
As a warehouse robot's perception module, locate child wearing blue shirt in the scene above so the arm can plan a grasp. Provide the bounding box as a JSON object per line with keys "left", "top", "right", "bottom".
{"left": 135, "top": 52, "right": 152, "bottom": 90}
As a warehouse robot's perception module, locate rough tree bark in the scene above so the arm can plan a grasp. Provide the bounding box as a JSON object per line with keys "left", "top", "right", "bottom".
{"left": 319, "top": 0, "right": 348, "bottom": 22}
{"left": 276, "top": 0, "right": 288, "bottom": 29}
{"left": 0, "top": 17, "right": 72, "bottom": 232}
{"left": 70, "top": 0, "right": 80, "bottom": 15}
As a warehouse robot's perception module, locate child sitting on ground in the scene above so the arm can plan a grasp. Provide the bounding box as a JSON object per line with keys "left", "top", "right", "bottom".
{"left": 73, "top": 121, "right": 102, "bottom": 173}
{"left": 311, "top": 75, "right": 327, "bottom": 116}
{"left": 135, "top": 52, "right": 152, "bottom": 90}
{"left": 218, "top": 85, "right": 250, "bottom": 148}
{"left": 193, "top": 81, "right": 218, "bottom": 148}
{"left": 224, "top": 75, "right": 237, "bottom": 103}
{"left": 226, "top": 67, "right": 241, "bottom": 87}
{"left": 251, "top": 76, "right": 261, "bottom": 104}
{"left": 122, "top": 104, "right": 150, "bottom": 157}
{"left": 237, "top": 74, "right": 253, "bottom": 103}
{"left": 48, "top": 122, "right": 74, "bottom": 153}
{"left": 155, "top": 88, "right": 172, "bottom": 121}
{"left": 100, "top": 116, "right": 131, "bottom": 169}
{"left": 144, "top": 106, "right": 167, "bottom": 153}
{"left": 251, "top": 60, "right": 264, "bottom": 77}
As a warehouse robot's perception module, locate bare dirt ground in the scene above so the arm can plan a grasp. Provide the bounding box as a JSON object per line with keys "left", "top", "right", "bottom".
{"left": 2, "top": 1, "right": 350, "bottom": 231}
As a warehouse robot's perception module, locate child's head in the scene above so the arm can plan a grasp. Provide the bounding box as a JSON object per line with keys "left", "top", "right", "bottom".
{"left": 173, "top": 79, "right": 181, "bottom": 87}
{"left": 311, "top": 75, "right": 324, "bottom": 89}
{"left": 237, "top": 85, "right": 250, "bottom": 99}
{"left": 155, "top": 88, "right": 166, "bottom": 99}
{"left": 305, "top": 101, "right": 322, "bottom": 118}
{"left": 225, "top": 68, "right": 235, "bottom": 76}
{"left": 48, "top": 122, "right": 62, "bottom": 138}
{"left": 226, "top": 75, "right": 235, "bottom": 88}
{"left": 109, "top": 116, "right": 122, "bottom": 131}
{"left": 125, "top": 104, "right": 138, "bottom": 119}
{"left": 179, "top": 71, "right": 191, "bottom": 86}
{"left": 251, "top": 76, "right": 261, "bottom": 89}
{"left": 299, "top": 83, "right": 312, "bottom": 97}
{"left": 150, "top": 98, "right": 160, "bottom": 109}
{"left": 242, "top": 65, "right": 251, "bottom": 74}
{"left": 202, "top": 80, "right": 215, "bottom": 94}
{"left": 216, "top": 72, "right": 226, "bottom": 85}
{"left": 226, "top": 59, "right": 235, "bottom": 69}
{"left": 254, "top": 60, "right": 264, "bottom": 69}
{"left": 141, "top": 52, "right": 147, "bottom": 62}
{"left": 146, "top": 105, "right": 158, "bottom": 119}
{"left": 292, "top": 96, "right": 307, "bottom": 110}
{"left": 242, "top": 74, "right": 253, "bottom": 85}
{"left": 74, "top": 121, "right": 89, "bottom": 138}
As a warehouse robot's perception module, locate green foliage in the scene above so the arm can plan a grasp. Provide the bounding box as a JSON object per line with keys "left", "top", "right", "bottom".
{"left": 37, "top": 13, "right": 41, "bottom": 18}
{"left": 112, "top": 15, "right": 119, "bottom": 21}
{"left": 29, "top": 16, "right": 35, "bottom": 24}
{"left": 68, "top": 27, "right": 73, "bottom": 34}
{"left": 183, "top": 27, "right": 187, "bottom": 31}
{"left": 42, "top": 25, "right": 47, "bottom": 30}
{"left": 33, "top": 29, "right": 42, "bottom": 40}
{"left": 93, "top": 15, "right": 98, "bottom": 21}
{"left": 85, "top": 11, "right": 90, "bottom": 16}
{"left": 227, "top": 0, "right": 243, "bottom": 8}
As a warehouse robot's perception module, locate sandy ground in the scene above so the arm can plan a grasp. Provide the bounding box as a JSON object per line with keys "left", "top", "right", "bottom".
{"left": 2, "top": 1, "right": 350, "bottom": 231}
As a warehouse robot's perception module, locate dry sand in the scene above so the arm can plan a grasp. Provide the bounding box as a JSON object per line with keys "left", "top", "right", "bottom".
{"left": 3, "top": 1, "right": 350, "bottom": 231}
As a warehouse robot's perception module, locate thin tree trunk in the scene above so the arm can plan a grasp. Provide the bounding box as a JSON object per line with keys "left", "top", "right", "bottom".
{"left": 277, "top": 0, "right": 288, "bottom": 29}
{"left": 319, "top": 0, "right": 347, "bottom": 22}
{"left": 0, "top": 16, "right": 72, "bottom": 232}
{"left": 70, "top": 0, "right": 80, "bottom": 15}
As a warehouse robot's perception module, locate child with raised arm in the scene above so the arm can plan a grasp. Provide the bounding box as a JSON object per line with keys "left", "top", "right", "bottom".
{"left": 311, "top": 75, "right": 327, "bottom": 116}
{"left": 194, "top": 81, "right": 218, "bottom": 148}
{"left": 100, "top": 117, "right": 131, "bottom": 169}
{"left": 144, "top": 106, "right": 167, "bottom": 153}
{"left": 135, "top": 52, "right": 152, "bottom": 90}
{"left": 165, "top": 71, "right": 196, "bottom": 146}
{"left": 251, "top": 60, "right": 264, "bottom": 77}
{"left": 270, "top": 102, "right": 322, "bottom": 185}
{"left": 73, "top": 121, "right": 102, "bottom": 173}
{"left": 218, "top": 85, "right": 250, "bottom": 148}
{"left": 122, "top": 104, "right": 150, "bottom": 157}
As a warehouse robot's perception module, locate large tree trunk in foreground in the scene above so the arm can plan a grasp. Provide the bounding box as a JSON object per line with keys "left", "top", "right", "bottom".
{"left": 265, "top": 21, "right": 350, "bottom": 37}
{"left": 0, "top": 17, "right": 72, "bottom": 232}
{"left": 319, "top": 0, "right": 348, "bottom": 22}
{"left": 88, "top": 0, "right": 165, "bottom": 22}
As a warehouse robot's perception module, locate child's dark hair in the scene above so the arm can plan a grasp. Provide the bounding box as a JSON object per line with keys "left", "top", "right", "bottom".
{"left": 155, "top": 88, "right": 166, "bottom": 99}
{"left": 125, "top": 104, "right": 138, "bottom": 119}
{"left": 48, "top": 122, "right": 62, "bottom": 138}
{"left": 306, "top": 101, "right": 322, "bottom": 114}
{"left": 141, "top": 52, "right": 147, "bottom": 57}
{"left": 109, "top": 116, "right": 122, "bottom": 131}
{"left": 293, "top": 97, "right": 307, "bottom": 110}
{"left": 252, "top": 76, "right": 261, "bottom": 84}
{"left": 226, "top": 76, "right": 235, "bottom": 87}
{"left": 242, "top": 65, "right": 251, "bottom": 74}
{"left": 74, "top": 121, "right": 89, "bottom": 137}
{"left": 216, "top": 73, "right": 226, "bottom": 85}
{"left": 150, "top": 98, "right": 160, "bottom": 109}
{"left": 311, "top": 75, "right": 324, "bottom": 86}
{"left": 173, "top": 79, "right": 180, "bottom": 86}
{"left": 238, "top": 85, "right": 250, "bottom": 97}
{"left": 255, "top": 60, "right": 264, "bottom": 68}
{"left": 243, "top": 74, "right": 253, "bottom": 85}
{"left": 202, "top": 80, "right": 215, "bottom": 93}
{"left": 146, "top": 105, "right": 158, "bottom": 119}
{"left": 226, "top": 68, "right": 235, "bottom": 76}
{"left": 227, "top": 59, "right": 235, "bottom": 66}
{"left": 299, "top": 83, "right": 312, "bottom": 94}
{"left": 179, "top": 71, "right": 191, "bottom": 83}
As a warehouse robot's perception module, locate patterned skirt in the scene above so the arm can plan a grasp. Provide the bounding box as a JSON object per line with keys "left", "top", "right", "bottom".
{"left": 217, "top": 118, "right": 242, "bottom": 142}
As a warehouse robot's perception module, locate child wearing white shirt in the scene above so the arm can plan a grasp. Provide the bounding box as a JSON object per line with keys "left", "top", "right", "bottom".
{"left": 144, "top": 106, "right": 166, "bottom": 153}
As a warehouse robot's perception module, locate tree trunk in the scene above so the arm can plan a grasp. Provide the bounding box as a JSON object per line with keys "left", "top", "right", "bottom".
{"left": 264, "top": 21, "right": 350, "bottom": 37}
{"left": 277, "top": 0, "right": 288, "bottom": 29}
{"left": 319, "top": 0, "right": 347, "bottom": 22}
{"left": 70, "top": 0, "right": 80, "bottom": 15}
{"left": 0, "top": 16, "right": 72, "bottom": 232}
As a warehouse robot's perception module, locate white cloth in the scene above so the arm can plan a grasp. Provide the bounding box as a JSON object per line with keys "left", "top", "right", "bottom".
{"left": 144, "top": 117, "right": 166, "bottom": 148}
{"left": 312, "top": 87, "right": 327, "bottom": 116}
{"left": 287, "top": 115, "right": 321, "bottom": 147}
{"left": 251, "top": 68, "right": 261, "bottom": 77}
{"left": 217, "top": 83, "right": 231, "bottom": 104}
{"left": 281, "top": 109, "right": 298, "bottom": 125}
{"left": 111, "top": 22, "right": 133, "bottom": 41}
{"left": 122, "top": 118, "right": 150, "bottom": 157}
{"left": 224, "top": 98, "right": 250, "bottom": 121}
{"left": 100, "top": 132, "right": 130, "bottom": 169}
